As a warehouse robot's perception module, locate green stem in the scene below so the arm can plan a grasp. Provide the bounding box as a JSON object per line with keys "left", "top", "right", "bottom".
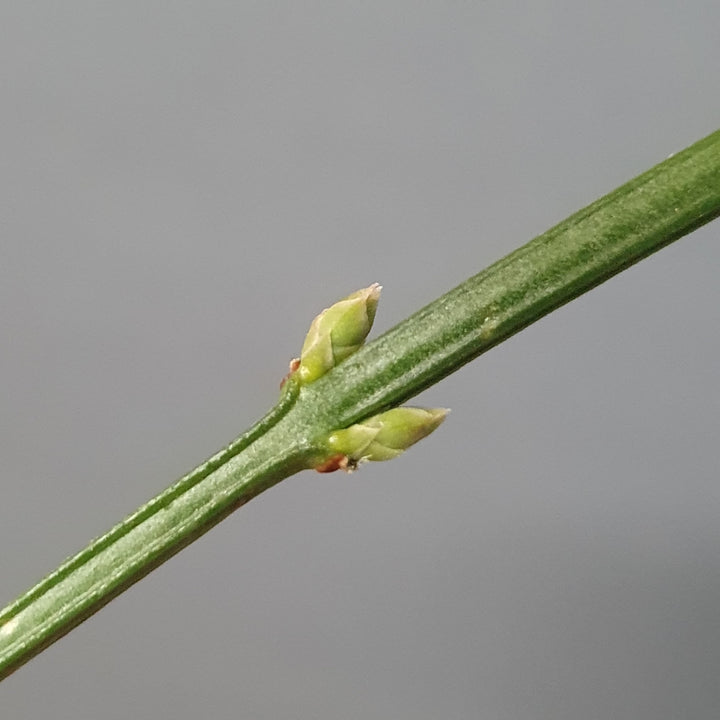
{"left": 2, "top": 128, "right": 720, "bottom": 681}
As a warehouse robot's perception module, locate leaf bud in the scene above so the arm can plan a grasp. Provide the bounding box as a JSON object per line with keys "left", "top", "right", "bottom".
{"left": 323, "top": 406, "right": 448, "bottom": 468}
{"left": 297, "top": 284, "right": 381, "bottom": 384}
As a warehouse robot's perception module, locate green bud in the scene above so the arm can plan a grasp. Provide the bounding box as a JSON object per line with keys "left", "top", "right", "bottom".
{"left": 298, "top": 283, "right": 381, "bottom": 384}
{"left": 324, "top": 406, "right": 449, "bottom": 466}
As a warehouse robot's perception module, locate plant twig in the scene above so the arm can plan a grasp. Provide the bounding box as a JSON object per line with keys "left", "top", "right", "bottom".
{"left": 2, "top": 128, "right": 719, "bottom": 681}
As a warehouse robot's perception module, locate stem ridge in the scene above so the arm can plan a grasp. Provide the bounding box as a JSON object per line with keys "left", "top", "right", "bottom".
{"left": 2, "top": 127, "right": 720, "bottom": 681}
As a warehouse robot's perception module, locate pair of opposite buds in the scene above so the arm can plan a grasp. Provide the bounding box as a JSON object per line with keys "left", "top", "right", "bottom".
{"left": 286, "top": 284, "right": 448, "bottom": 473}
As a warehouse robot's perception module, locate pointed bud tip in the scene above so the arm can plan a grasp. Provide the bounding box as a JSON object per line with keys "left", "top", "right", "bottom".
{"left": 427, "top": 407, "right": 451, "bottom": 423}
{"left": 367, "top": 406, "right": 449, "bottom": 451}
{"left": 366, "top": 282, "right": 382, "bottom": 300}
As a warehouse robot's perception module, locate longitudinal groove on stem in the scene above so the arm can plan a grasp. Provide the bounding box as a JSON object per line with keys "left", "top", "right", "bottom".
{"left": 297, "top": 129, "right": 720, "bottom": 427}
{"left": 1, "top": 128, "right": 719, "bottom": 681}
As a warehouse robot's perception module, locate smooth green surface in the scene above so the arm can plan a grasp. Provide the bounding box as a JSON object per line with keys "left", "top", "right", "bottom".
{"left": 1, "top": 128, "right": 719, "bottom": 681}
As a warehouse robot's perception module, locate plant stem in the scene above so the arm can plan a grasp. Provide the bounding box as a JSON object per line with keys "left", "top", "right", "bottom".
{"left": 2, "top": 128, "right": 720, "bottom": 681}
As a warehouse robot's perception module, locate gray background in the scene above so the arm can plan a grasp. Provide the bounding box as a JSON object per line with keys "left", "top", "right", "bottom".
{"left": 1, "top": 2, "right": 719, "bottom": 718}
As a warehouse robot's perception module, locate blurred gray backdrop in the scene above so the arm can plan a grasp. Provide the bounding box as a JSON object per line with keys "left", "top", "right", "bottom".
{"left": 2, "top": 3, "right": 719, "bottom": 718}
